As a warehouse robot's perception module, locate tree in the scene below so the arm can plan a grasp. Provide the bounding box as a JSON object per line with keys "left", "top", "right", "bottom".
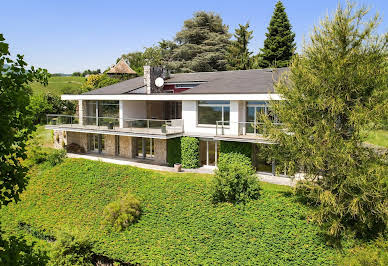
{"left": 0, "top": 34, "right": 49, "bottom": 207}
{"left": 259, "top": 1, "right": 295, "bottom": 68}
{"left": 227, "top": 22, "right": 253, "bottom": 70}
{"left": 262, "top": 3, "right": 388, "bottom": 239}
{"left": 117, "top": 51, "right": 145, "bottom": 75}
{"left": 171, "top": 11, "right": 231, "bottom": 72}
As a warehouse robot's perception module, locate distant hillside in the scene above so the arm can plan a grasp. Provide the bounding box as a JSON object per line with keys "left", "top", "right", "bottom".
{"left": 30, "top": 76, "right": 85, "bottom": 96}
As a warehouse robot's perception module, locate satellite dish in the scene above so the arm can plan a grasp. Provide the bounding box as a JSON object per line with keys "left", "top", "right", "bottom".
{"left": 155, "top": 77, "right": 164, "bottom": 87}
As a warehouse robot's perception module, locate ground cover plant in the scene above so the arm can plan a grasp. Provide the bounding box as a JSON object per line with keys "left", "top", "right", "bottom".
{"left": 0, "top": 158, "right": 348, "bottom": 265}
{"left": 30, "top": 76, "right": 85, "bottom": 96}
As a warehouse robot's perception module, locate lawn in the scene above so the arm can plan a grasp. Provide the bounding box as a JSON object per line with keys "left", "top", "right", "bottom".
{"left": 366, "top": 130, "right": 388, "bottom": 148}
{"left": 0, "top": 159, "right": 345, "bottom": 265}
{"left": 30, "top": 76, "right": 85, "bottom": 96}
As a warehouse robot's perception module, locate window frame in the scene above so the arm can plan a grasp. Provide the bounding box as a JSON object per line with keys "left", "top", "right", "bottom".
{"left": 197, "top": 101, "right": 230, "bottom": 127}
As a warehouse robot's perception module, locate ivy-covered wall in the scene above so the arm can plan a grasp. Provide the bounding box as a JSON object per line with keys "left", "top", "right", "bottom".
{"left": 219, "top": 141, "right": 252, "bottom": 160}
{"left": 181, "top": 137, "right": 199, "bottom": 169}
{"left": 167, "top": 137, "right": 181, "bottom": 167}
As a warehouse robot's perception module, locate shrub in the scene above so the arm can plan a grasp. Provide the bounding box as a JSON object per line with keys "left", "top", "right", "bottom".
{"left": 181, "top": 137, "right": 199, "bottom": 169}
{"left": 338, "top": 237, "right": 388, "bottom": 266}
{"left": 220, "top": 141, "right": 252, "bottom": 159}
{"left": 103, "top": 192, "right": 141, "bottom": 231}
{"left": 51, "top": 231, "right": 94, "bottom": 266}
{"left": 212, "top": 153, "right": 261, "bottom": 204}
{"left": 47, "top": 149, "right": 66, "bottom": 166}
{"left": 167, "top": 137, "right": 181, "bottom": 166}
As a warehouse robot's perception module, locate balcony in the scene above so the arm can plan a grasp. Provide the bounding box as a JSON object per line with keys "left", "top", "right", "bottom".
{"left": 215, "top": 121, "right": 283, "bottom": 143}
{"left": 45, "top": 114, "right": 184, "bottom": 137}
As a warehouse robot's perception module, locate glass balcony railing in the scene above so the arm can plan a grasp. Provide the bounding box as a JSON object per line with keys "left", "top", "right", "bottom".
{"left": 216, "top": 121, "right": 283, "bottom": 137}
{"left": 46, "top": 114, "right": 184, "bottom": 135}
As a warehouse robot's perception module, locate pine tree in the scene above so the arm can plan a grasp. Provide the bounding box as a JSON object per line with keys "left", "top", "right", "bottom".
{"left": 171, "top": 11, "right": 231, "bottom": 72}
{"left": 227, "top": 22, "right": 253, "bottom": 70}
{"left": 260, "top": 1, "right": 295, "bottom": 68}
{"left": 262, "top": 3, "right": 388, "bottom": 239}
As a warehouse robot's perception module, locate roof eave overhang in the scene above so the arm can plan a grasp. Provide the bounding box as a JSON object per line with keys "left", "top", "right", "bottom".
{"left": 61, "top": 93, "right": 282, "bottom": 101}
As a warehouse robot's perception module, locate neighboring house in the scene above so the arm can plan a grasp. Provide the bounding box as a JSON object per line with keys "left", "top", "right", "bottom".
{"left": 106, "top": 59, "right": 137, "bottom": 77}
{"left": 46, "top": 66, "right": 284, "bottom": 172}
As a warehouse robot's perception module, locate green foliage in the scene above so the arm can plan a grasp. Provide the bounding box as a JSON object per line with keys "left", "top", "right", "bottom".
{"left": 50, "top": 231, "right": 94, "bottom": 266}
{"left": 212, "top": 153, "right": 261, "bottom": 204}
{"left": 103, "top": 192, "right": 141, "bottom": 231}
{"left": 227, "top": 22, "right": 253, "bottom": 70}
{"left": 219, "top": 141, "right": 252, "bottom": 159}
{"left": 0, "top": 228, "right": 49, "bottom": 265}
{"left": 82, "top": 74, "right": 120, "bottom": 91}
{"left": 0, "top": 159, "right": 347, "bottom": 264}
{"left": 259, "top": 1, "right": 296, "bottom": 68}
{"left": 366, "top": 130, "right": 388, "bottom": 148}
{"left": 338, "top": 237, "right": 388, "bottom": 266}
{"left": 181, "top": 137, "right": 199, "bottom": 168}
{"left": 46, "top": 149, "right": 66, "bottom": 166}
{"left": 167, "top": 137, "right": 181, "bottom": 166}
{"left": 171, "top": 11, "right": 231, "bottom": 72}
{"left": 262, "top": 3, "right": 388, "bottom": 239}
{"left": 0, "top": 34, "right": 49, "bottom": 207}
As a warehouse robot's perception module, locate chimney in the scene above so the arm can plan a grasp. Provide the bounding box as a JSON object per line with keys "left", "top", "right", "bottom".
{"left": 143, "top": 66, "right": 170, "bottom": 94}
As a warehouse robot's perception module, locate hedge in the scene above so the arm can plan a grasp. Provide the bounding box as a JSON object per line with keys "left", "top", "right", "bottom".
{"left": 181, "top": 137, "right": 199, "bottom": 168}
{"left": 219, "top": 141, "right": 252, "bottom": 159}
{"left": 167, "top": 137, "right": 181, "bottom": 167}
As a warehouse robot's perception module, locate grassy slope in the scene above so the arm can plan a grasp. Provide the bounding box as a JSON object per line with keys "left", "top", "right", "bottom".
{"left": 366, "top": 130, "right": 388, "bottom": 148}
{"left": 0, "top": 159, "right": 342, "bottom": 265}
{"left": 30, "top": 76, "right": 85, "bottom": 96}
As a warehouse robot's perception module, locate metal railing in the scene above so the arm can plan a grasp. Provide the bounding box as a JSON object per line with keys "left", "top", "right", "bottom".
{"left": 46, "top": 114, "right": 183, "bottom": 135}
{"left": 216, "top": 121, "right": 283, "bottom": 136}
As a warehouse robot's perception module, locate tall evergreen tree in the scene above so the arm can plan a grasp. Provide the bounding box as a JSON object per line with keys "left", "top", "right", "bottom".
{"left": 171, "top": 11, "right": 231, "bottom": 72}
{"left": 227, "top": 22, "right": 253, "bottom": 70}
{"left": 262, "top": 3, "right": 388, "bottom": 239}
{"left": 260, "top": 1, "right": 295, "bottom": 68}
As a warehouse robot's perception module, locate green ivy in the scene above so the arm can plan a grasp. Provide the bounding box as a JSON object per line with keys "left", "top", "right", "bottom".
{"left": 181, "top": 137, "right": 199, "bottom": 169}
{"left": 219, "top": 141, "right": 252, "bottom": 159}
{"left": 167, "top": 137, "right": 181, "bottom": 167}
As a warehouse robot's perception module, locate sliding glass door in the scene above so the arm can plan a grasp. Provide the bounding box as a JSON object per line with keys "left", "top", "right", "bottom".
{"left": 135, "top": 137, "right": 154, "bottom": 159}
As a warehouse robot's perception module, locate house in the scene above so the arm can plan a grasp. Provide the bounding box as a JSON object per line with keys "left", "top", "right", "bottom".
{"left": 46, "top": 66, "right": 285, "bottom": 172}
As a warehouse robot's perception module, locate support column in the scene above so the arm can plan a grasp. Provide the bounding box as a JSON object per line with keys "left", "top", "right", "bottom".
{"left": 79, "top": 100, "right": 84, "bottom": 125}
{"left": 119, "top": 100, "right": 124, "bottom": 128}
{"left": 272, "top": 160, "right": 276, "bottom": 176}
{"left": 142, "top": 138, "right": 146, "bottom": 158}
{"left": 215, "top": 141, "right": 218, "bottom": 166}
{"left": 206, "top": 141, "right": 209, "bottom": 166}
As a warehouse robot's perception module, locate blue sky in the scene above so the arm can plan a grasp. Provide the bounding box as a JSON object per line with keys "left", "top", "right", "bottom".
{"left": 2, "top": 0, "right": 387, "bottom": 73}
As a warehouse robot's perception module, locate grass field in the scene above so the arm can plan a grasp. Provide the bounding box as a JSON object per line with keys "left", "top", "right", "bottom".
{"left": 0, "top": 159, "right": 348, "bottom": 265}
{"left": 30, "top": 76, "right": 85, "bottom": 96}
{"left": 366, "top": 130, "right": 388, "bottom": 148}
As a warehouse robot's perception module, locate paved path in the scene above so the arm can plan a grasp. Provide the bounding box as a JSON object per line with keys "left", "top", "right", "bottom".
{"left": 67, "top": 153, "right": 296, "bottom": 186}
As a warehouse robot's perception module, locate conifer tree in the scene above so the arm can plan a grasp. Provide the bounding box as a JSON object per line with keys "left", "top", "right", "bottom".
{"left": 171, "top": 11, "right": 231, "bottom": 72}
{"left": 228, "top": 22, "right": 253, "bottom": 70}
{"left": 260, "top": 1, "right": 295, "bottom": 68}
{"left": 262, "top": 3, "right": 388, "bottom": 239}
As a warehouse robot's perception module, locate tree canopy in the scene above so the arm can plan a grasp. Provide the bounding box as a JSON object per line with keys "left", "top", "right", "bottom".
{"left": 227, "top": 22, "right": 253, "bottom": 70}
{"left": 170, "top": 11, "right": 231, "bottom": 72}
{"left": 0, "top": 34, "right": 49, "bottom": 207}
{"left": 262, "top": 3, "right": 388, "bottom": 239}
{"left": 260, "top": 1, "right": 295, "bottom": 68}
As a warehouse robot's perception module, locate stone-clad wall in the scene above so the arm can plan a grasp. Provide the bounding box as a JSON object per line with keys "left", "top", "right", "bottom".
{"left": 104, "top": 135, "right": 115, "bottom": 156}
{"left": 154, "top": 139, "right": 167, "bottom": 164}
{"left": 119, "top": 136, "right": 135, "bottom": 158}
{"left": 53, "top": 130, "right": 67, "bottom": 149}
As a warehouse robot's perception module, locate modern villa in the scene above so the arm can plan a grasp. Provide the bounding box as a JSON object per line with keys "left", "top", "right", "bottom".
{"left": 46, "top": 66, "right": 285, "bottom": 172}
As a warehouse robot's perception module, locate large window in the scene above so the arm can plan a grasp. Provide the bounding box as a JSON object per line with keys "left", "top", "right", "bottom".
{"left": 198, "top": 101, "right": 230, "bottom": 125}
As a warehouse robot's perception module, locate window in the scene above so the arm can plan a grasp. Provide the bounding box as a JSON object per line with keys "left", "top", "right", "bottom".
{"left": 98, "top": 101, "right": 119, "bottom": 118}
{"left": 88, "top": 134, "right": 105, "bottom": 153}
{"left": 198, "top": 101, "right": 230, "bottom": 125}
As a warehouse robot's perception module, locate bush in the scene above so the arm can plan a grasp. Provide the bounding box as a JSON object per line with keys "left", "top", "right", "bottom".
{"left": 181, "top": 137, "right": 199, "bottom": 168}
{"left": 51, "top": 231, "right": 94, "bottom": 266}
{"left": 103, "top": 192, "right": 141, "bottom": 231}
{"left": 47, "top": 149, "right": 66, "bottom": 166}
{"left": 167, "top": 137, "right": 181, "bottom": 166}
{"left": 220, "top": 141, "right": 252, "bottom": 159}
{"left": 212, "top": 153, "right": 261, "bottom": 204}
{"left": 338, "top": 237, "right": 388, "bottom": 266}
